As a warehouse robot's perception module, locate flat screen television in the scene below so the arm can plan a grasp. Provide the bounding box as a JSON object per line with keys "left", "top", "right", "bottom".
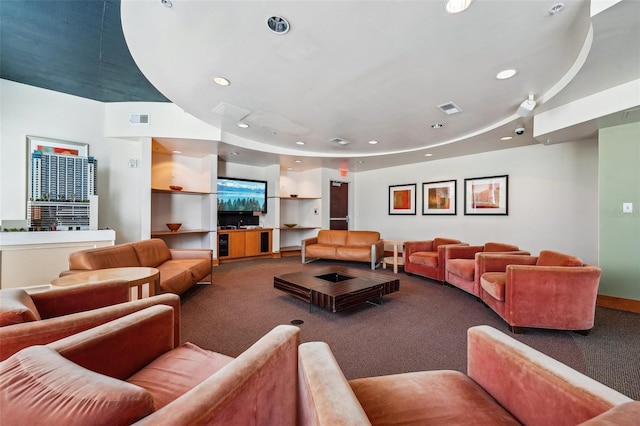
{"left": 217, "top": 177, "right": 267, "bottom": 213}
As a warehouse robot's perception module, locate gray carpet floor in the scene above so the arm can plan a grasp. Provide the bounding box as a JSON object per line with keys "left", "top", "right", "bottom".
{"left": 180, "top": 257, "right": 639, "bottom": 400}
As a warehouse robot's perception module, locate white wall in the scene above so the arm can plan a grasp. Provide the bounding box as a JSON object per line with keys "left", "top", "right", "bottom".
{"left": 353, "top": 140, "right": 600, "bottom": 265}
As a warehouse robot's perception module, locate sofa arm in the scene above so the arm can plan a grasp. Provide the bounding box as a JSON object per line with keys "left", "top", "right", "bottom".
{"left": 298, "top": 342, "right": 371, "bottom": 426}
{"left": 0, "top": 293, "right": 181, "bottom": 362}
{"left": 169, "top": 248, "right": 212, "bottom": 260}
{"left": 31, "top": 280, "right": 130, "bottom": 319}
{"left": 48, "top": 305, "right": 175, "bottom": 381}
{"left": 476, "top": 253, "right": 538, "bottom": 274}
{"left": 467, "top": 326, "right": 632, "bottom": 425}
{"left": 136, "top": 325, "right": 301, "bottom": 425}
{"left": 404, "top": 240, "right": 434, "bottom": 256}
{"left": 302, "top": 237, "right": 318, "bottom": 264}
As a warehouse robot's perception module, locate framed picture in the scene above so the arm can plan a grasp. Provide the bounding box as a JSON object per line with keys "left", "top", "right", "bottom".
{"left": 464, "top": 175, "right": 508, "bottom": 215}
{"left": 26, "top": 136, "right": 89, "bottom": 199}
{"left": 27, "top": 135, "right": 88, "bottom": 157}
{"left": 422, "top": 180, "right": 456, "bottom": 215}
{"left": 389, "top": 183, "right": 416, "bottom": 215}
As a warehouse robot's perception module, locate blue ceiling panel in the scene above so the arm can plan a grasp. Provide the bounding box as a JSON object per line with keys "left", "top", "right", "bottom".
{"left": 0, "top": 0, "right": 169, "bottom": 102}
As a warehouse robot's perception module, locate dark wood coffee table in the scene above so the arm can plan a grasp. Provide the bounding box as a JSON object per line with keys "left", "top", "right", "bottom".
{"left": 274, "top": 265, "right": 400, "bottom": 312}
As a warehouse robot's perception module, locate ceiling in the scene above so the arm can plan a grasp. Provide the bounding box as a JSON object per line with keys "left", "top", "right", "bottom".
{"left": 2, "top": 1, "right": 639, "bottom": 172}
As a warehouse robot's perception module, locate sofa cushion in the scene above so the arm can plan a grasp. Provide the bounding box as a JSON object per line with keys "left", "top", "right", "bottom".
{"left": 0, "top": 346, "right": 154, "bottom": 425}
{"left": 131, "top": 239, "right": 172, "bottom": 268}
{"left": 336, "top": 246, "right": 372, "bottom": 262}
{"left": 0, "top": 289, "right": 41, "bottom": 326}
{"left": 344, "top": 231, "right": 380, "bottom": 247}
{"left": 446, "top": 259, "right": 475, "bottom": 282}
{"left": 155, "top": 267, "right": 194, "bottom": 294}
{"left": 537, "top": 250, "right": 583, "bottom": 267}
{"left": 349, "top": 370, "right": 519, "bottom": 425}
{"left": 127, "top": 342, "right": 233, "bottom": 410}
{"left": 480, "top": 272, "right": 506, "bottom": 301}
{"left": 485, "top": 242, "right": 519, "bottom": 252}
{"left": 161, "top": 259, "right": 211, "bottom": 283}
{"left": 69, "top": 245, "right": 141, "bottom": 270}
{"left": 578, "top": 401, "right": 640, "bottom": 425}
{"left": 408, "top": 251, "right": 439, "bottom": 268}
{"left": 305, "top": 244, "right": 338, "bottom": 259}
{"left": 317, "top": 230, "right": 347, "bottom": 246}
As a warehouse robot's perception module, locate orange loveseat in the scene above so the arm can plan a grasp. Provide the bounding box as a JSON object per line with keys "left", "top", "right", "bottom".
{"left": 297, "top": 325, "right": 636, "bottom": 425}
{"left": 1, "top": 306, "right": 300, "bottom": 425}
{"left": 60, "top": 238, "right": 212, "bottom": 295}
{"left": 0, "top": 280, "right": 180, "bottom": 361}
{"left": 444, "top": 242, "right": 529, "bottom": 297}
{"left": 478, "top": 250, "right": 602, "bottom": 334}
{"left": 404, "top": 237, "right": 466, "bottom": 282}
{"left": 302, "top": 230, "right": 384, "bottom": 270}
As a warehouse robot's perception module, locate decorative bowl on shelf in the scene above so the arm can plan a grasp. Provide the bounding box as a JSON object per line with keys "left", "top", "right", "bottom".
{"left": 289, "top": 194, "right": 298, "bottom": 198}
{"left": 169, "top": 185, "right": 183, "bottom": 191}
{"left": 283, "top": 223, "right": 297, "bottom": 228}
{"left": 166, "top": 223, "right": 182, "bottom": 232}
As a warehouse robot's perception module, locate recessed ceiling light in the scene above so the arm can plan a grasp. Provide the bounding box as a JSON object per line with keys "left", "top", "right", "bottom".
{"left": 161, "top": 0, "right": 172, "bottom": 8}
{"left": 424, "top": 153, "right": 433, "bottom": 157}
{"left": 296, "top": 141, "right": 305, "bottom": 145}
{"left": 500, "top": 136, "right": 513, "bottom": 141}
{"left": 368, "top": 140, "right": 378, "bottom": 145}
{"left": 287, "top": 167, "right": 293, "bottom": 171}
{"left": 212, "top": 77, "right": 230, "bottom": 86}
{"left": 172, "top": 150, "right": 181, "bottom": 154}
{"left": 229, "top": 152, "right": 239, "bottom": 156}
{"left": 237, "top": 123, "right": 249, "bottom": 128}
{"left": 294, "top": 160, "right": 302, "bottom": 163}
{"left": 357, "top": 160, "right": 365, "bottom": 164}
{"left": 496, "top": 69, "right": 517, "bottom": 80}
{"left": 445, "top": 0, "right": 474, "bottom": 14}
{"left": 431, "top": 123, "right": 444, "bottom": 129}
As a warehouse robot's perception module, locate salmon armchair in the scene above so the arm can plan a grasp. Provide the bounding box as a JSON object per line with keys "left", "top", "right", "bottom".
{"left": 477, "top": 250, "right": 602, "bottom": 334}
{"left": 404, "top": 237, "right": 467, "bottom": 282}
{"left": 0, "top": 280, "right": 181, "bottom": 361}
{"left": 444, "top": 242, "right": 529, "bottom": 297}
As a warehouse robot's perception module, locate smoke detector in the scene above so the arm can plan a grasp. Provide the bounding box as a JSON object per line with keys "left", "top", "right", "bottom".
{"left": 329, "top": 137, "right": 351, "bottom": 146}
{"left": 267, "top": 16, "right": 290, "bottom": 34}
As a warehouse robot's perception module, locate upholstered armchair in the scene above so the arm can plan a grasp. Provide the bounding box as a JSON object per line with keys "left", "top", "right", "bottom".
{"left": 297, "top": 325, "right": 634, "bottom": 426}
{"left": 477, "top": 250, "right": 602, "bottom": 334}
{"left": 0, "top": 280, "right": 181, "bottom": 361}
{"left": 444, "top": 242, "right": 529, "bottom": 297}
{"left": 1, "top": 305, "right": 301, "bottom": 425}
{"left": 404, "top": 237, "right": 466, "bottom": 282}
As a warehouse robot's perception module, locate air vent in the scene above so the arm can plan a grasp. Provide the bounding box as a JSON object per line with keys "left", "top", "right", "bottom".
{"left": 212, "top": 102, "right": 251, "bottom": 121}
{"left": 329, "top": 137, "right": 351, "bottom": 146}
{"left": 437, "top": 102, "right": 462, "bottom": 115}
{"left": 129, "top": 114, "right": 150, "bottom": 125}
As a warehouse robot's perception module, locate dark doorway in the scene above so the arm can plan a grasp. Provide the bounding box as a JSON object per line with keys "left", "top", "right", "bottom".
{"left": 330, "top": 180, "right": 349, "bottom": 230}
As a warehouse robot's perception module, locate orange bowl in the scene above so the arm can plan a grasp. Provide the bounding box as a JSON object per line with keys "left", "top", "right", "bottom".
{"left": 166, "top": 223, "right": 182, "bottom": 232}
{"left": 169, "top": 185, "right": 183, "bottom": 191}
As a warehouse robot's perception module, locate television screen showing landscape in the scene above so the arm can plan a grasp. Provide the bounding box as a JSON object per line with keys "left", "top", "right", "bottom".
{"left": 217, "top": 178, "right": 267, "bottom": 212}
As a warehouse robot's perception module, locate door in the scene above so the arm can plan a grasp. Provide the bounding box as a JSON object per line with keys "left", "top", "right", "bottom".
{"left": 330, "top": 180, "right": 349, "bottom": 230}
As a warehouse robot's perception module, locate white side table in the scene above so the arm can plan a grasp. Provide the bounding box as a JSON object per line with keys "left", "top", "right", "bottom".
{"left": 382, "top": 239, "right": 405, "bottom": 274}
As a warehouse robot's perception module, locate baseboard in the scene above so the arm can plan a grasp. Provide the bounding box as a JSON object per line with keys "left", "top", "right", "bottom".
{"left": 597, "top": 294, "right": 640, "bottom": 314}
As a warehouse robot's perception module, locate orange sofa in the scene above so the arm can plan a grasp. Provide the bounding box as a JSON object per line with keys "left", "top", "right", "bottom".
{"left": 0, "top": 280, "right": 180, "bottom": 361}
{"left": 478, "top": 250, "right": 602, "bottom": 334}
{"left": 404, "top": 237, "right": 466, "bottom": 282}
{"left": 302, "top": 230, "right": 384, "bottom": 270}
{"left": 60, "top": 238, "right": 212, "bottom": 295}
{"left": 444, "top": 242, "right": 529, "bottom": 297}
{"left": 298, "top": 325, "right": 636, "bottom": 425}
{"left": 1, "top": 305, "right": 300, "bottom": 425}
